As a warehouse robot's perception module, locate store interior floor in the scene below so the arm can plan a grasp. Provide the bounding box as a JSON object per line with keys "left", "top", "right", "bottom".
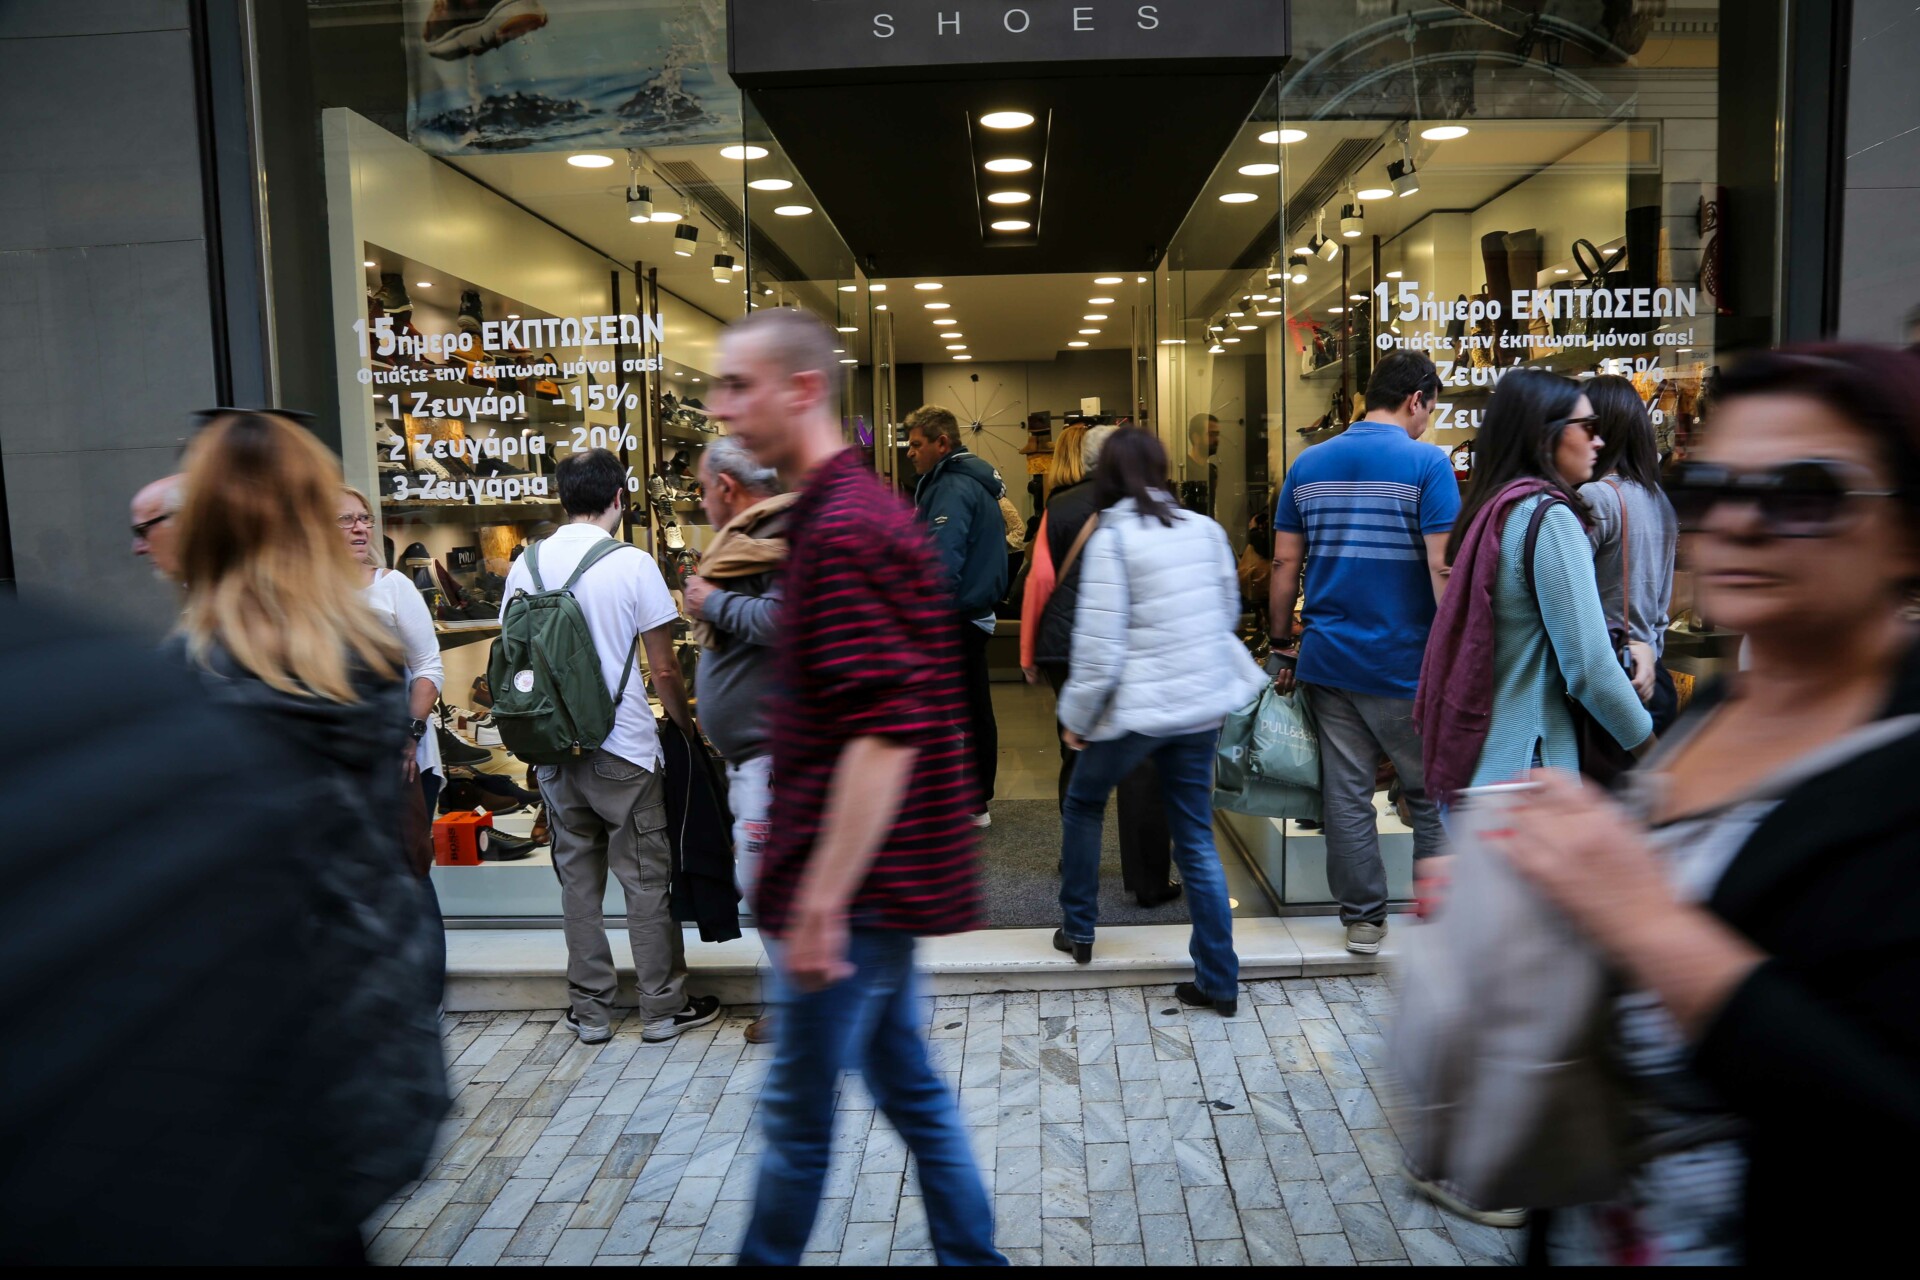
{"left": 981, "top": 682, "right": 1277, "bottom": 928}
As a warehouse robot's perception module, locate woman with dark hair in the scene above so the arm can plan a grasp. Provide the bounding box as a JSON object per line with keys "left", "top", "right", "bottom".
{"left": 1418, "top": 368, "right": 1652, "bottom": 803}
{"left": 1053, "top": 429, "right": 1267, "bottom": 1013}
{"left": 1582, "top": 375, "right": 1680, "bottom": 731}
{"left": 1481, "top": 344, "right": 1920, "bottom": 1262}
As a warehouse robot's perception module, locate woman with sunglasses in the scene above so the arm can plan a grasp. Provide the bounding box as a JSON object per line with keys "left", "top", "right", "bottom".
{"left": 1582, "top": 375, "right": 1680, "bottom": 732}
{"left": 1419, "top": 368, "right": 1654, "bottom": 802}
{"left": 1488, "top": 344, "right": 1920, "bottom": 1263}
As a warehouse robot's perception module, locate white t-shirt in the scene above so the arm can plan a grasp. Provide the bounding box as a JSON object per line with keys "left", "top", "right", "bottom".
{"left": 499, "top": 523, "right": 680, "bottom": 771}
{"left": 363, "top": 568, "right": 445, "bottom": 778}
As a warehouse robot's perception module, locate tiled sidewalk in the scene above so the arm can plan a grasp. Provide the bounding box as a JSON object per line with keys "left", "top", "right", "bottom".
{"left": 368, "top": 977, "right": 1521, "bottom": 1266}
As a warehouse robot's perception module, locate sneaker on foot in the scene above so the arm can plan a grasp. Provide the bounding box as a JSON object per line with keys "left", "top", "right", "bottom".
{"left": 564, "top": 1010, "right": 610, "bottom": 1044}
{"left": 1346, "top": 921, "right": 1387, "bottom": 955}
{"left": 642, "top": 994, "right": 722, "bottom": 1043}
{"left": 971, "top": 811, "right": 992, "bottom": 829}
{"left": 1402, "top": 1162, "right": 1527, "bottom": 1229}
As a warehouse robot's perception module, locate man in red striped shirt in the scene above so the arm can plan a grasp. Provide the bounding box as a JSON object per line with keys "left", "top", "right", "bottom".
{"left": 712, "top": 308, "right": 1003, "bottom": 1266}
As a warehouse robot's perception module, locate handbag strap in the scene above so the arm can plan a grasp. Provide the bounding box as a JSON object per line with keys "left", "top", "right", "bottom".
{"left": 1605, "top": 477, "right": 1631, "bottom": 634}
{"left": 1056, "top": 513, "right": 1100, "bottom": 583}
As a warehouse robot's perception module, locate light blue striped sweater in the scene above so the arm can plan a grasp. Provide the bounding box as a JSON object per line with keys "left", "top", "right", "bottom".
{"left": 1469, "top": 495, "right": 1654, "bottom": 786}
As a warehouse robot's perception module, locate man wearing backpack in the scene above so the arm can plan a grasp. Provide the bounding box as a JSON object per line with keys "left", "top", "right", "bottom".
{"left": 496, "top": 448, "right": 720, "bottom": 1044}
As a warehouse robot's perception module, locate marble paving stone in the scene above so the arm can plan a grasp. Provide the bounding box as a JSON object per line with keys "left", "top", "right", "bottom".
{"left": 1439, "top": 1217, "right": 1521, "bottom": 1265}
{"left": 1086, "top": 1142, "right": 1133, "bottom": 1192}
{"left": 997, "top": 1144, "right": 1042, "bottom": 1196}
{"left": 1250, "top": 1091, "right": 1302, "bottom": 1135}
{"left": 1284, "top": 1070, "right": 1336, "bottom": 1110}
{"left": 1264, "top": 1131, "right": 1321, "bottom": 1182}
{"left": 1082, "top": 1099, "right": 1127, "bottom": 1145}
{"left": 1330, "top": 1002, "right": 1378, "bottom": 1038}
{"left": 1318, "top": 1152, "right": 1381, "bottom": 1204}
{"left": 697, "top": 1198, "right": 752, "bottom": 1256}
{"left": 1041, "top": 1214, "right": 1094, "bottom": 1265}
{"left": 1270, "top": 1034, "right": 1315, "bottom": 1072}
{"left": 1126, "top": 1160, "right": 1181, "bottom": 1217}
{"left": 414, "top": 1200, "right": 488, "bottom": 1258}
{"left": 1116, "top": 1042, "right": 1159, "bottom": 1081}
{"left": 1400, "top": 1227, "right": 1466, "bottom": 1266}
{"left": 850, "top": 1171, "right": 902, "bottom": 1222}
{"left": 1173, "top": 1137, "right": 1227, "bottom": 1187}
{"left": 1279, "top": 1179, "right": 1344, "bottom": 1236}
{"left": 473, "top": 1179, "right": 544, "bottom": 1231}
{"left": 392, "top": 1180, "right": 462, "bottom": 1230}
{"left": 1093, "top": 1243, "right": 1147, "bottom": 1264}
{"left": 1352, "top": 1127, "right": 1406, "bottom": 1179}
{"left": 1120, "top": 1076, "right": 1169, "bottom": 1120}
{"left": 1150, "top": 1027, "right": 1195, "bottom": 1062}
{"left": 1140, "top": 1213, "right": 1199, "bottom": 1266}
{"left": 546, "top": 1228, "right": 607, "bottom": 1266}
{"left": 1197, "top": 1238, "right": 1252, "bottom": 1265}
{"left": 1185, "top": 1184, "right": 1242, "bottom": 1240}
{"left": 628, "top": 1152, "right": 692, "bottom": 1204}
{"left": 539, "top": 1154, "right": 603, "bottom": 1204}
{"left": 568, "top": 1178, "right": 634, "bottom": 1230}
{"left": 603, "top": 1201, "right": 666, "bottom": 1257}
{"left": 1242, "top": 1207, "right": 1304, "bottom": 1265}
{"left": 371, "top": 1228, "right": 423, "bottom": 1265}
{"left": 1298, "top": 1232, "right": 1358, "bottom": 1266}
{"left": 1158, "top": 1059, "right": 1205, "bottom": 1098}
{"left": 601, "top": 1134, "right": 659, "bottom": 1181}
{"left": 805, "top": 1197, "right": 852, "bottom": 1253}
{"left": 993, "top": 1195, "right": 1043, "bottom": 1249}
{"left": 639, "top": 1225, "right": 702, "bottom": 1265}
{"left": 448, "top": 1227, "right": 513, "bottom": 1266}
{"left": 571, "top": 1114, "right": 626, "bottom": 1157}
{"left": 1224, "top": 1157, "right": 1283, "bottom": 1209}
{"left": 1375, "top": 1174, "right": 1447, "bottom": 1232}
{"left": 1212, "top": 1113, "right": 1265, "bottom": 1160}
{"left": 502, "top": 1201, "right": 571, "bottom": 1257}
{"left": 1079, "top": 1063, "right": 1121, "bottom": 1103}
{"left": 1336, "top": 1202, "right": 1407, "bottom": 1261}
{"left": 1303, "top": 1109, "right": 1358, "bottom": 1155}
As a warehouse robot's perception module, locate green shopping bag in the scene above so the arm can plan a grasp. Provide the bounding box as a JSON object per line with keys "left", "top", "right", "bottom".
{"left": 1213, "top": 686, "right": 1322, "bottom": 820}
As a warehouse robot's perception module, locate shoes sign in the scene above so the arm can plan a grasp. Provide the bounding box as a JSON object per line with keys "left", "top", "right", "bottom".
{"left": 727, "top": 1, "right": 1290, "bottom": 83}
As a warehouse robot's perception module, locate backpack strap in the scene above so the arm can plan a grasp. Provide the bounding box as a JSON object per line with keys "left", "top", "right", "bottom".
{"left": 561, "top": 536, "right": 636, "bottom": 591}
{"left": 524, "top": 540, "right": 547, "bottom": 593}
{"left": 1056, "top": 514, "right": 1100, "bottom": 584}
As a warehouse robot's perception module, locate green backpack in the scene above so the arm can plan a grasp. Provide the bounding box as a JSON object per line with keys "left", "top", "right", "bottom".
{"left": 486, "top": 538, "right": 641, "bottom": 764}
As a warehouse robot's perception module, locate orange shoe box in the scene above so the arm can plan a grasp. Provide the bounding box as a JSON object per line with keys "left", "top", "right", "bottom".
{"left": 433, "top": 810, "right": 494, "bottom": 866}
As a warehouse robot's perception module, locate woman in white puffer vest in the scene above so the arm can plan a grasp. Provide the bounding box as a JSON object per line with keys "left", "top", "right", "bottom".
{"left": 1054, "top": 428, "right": 1268, "bottom": 1015}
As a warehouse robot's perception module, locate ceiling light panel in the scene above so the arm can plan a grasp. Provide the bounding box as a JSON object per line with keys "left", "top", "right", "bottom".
{"left": 1259, "top": 128, "right": 1308, "bottom": 145}
{"left": 721, "top": 144, "right": 770, "bottom": 160}
{"left": 969, "top": 109, "right": 1049, "bottom": 248}
{"left": 748, "top": 177, "right": 794, "bottom": 191}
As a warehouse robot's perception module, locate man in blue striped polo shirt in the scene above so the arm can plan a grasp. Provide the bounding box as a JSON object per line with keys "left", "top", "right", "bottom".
{"left": 1270, "top": 351, "right": 1458, "bottom": 955}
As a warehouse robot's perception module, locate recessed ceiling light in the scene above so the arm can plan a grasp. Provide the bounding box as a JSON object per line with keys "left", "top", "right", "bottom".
{"left": 990, "top": 219, "right": 1032, "bottom": 231}
{"left": 925, "top": 302, "right": 951, "bottom": 310}
{"left": 773, "top": 204, "right": 813, "bottom": 216}
{"left": 1555, "top": 267, "right": 1570, "bottom": 275}
{"left": 1421, "top": 125, "right": 1470, "bottom": 141}
{"left": 984, "top": 158, "right": 1033, "bottom": 173}
{"left": 954, "top": 354, "right": 973, "bottom": 360}
{"left": 651, "top": 209, "right": 683, "bottom": 223}
{"left": 1083, "top": 313, "right": 1108, "bottom": 321}
{"left": 980, "top": 111, "right": 1035, "bottom": 129}
{"left": 749, "top": 178, "right": 794, "bottom": 191}
{"left": 875, "top": 304, "right": 888, "bottom": 310}
{"left": 836, "top": 326, "right": 858, "bottom": 333}
{"left": 1350, "top": 293, "right": 1367, "bottom": 301}
{"left": 362, "top": 259, "right": 375, "bottom": 268}
{"left": 1259, "top": 128, "right": 1309, "bottom": 145}
{"left": 1328, "top": 306, "right": 1345, "bottom": 314}
{"left": 1209, "top": 344, "right": 1226, "bottom": 354}
{"left": 1386, "top": 270, "right": 1403, "bottom": 279}
{"left": 1095, "top": 276, "right": 1124, "bottom": 285}
{"left": 832, "top": 348, "right": 846, "bottom": 354}
{"left": 1089, "top": 296, "right": 1115, "bottom": 305}
{"left": 946, "top": 334, "right": 965, "bottom": 340}
{"left": 1356, "top": 186, "right": 1394, "bottom": 201}
{"left": 1223, "top": 337, "right": 1242, "bottom": 343}
{"left": 1236, "top": 324, "right": 1257, "bottom": 331}
{"left": 1219, "top": 192, "right": 1259, "bottom": 204}
{"left": 869, "top": 283, "right": 887, "bottom": 291}
{"left": 986, "top": 191, "right": 1032, "bottom": 205}
{"left": 506, "top": 313, "right": 520, "bottom": 319}
{"left": 567, "top": 153, "right": 614, "bottom": 168}
{"left": 722, "top": 144, "right": 770, "bottom": 160}
{"left": 692, "top": 377, "right": 701, "bottom": 382}
{"left": 1227, "top": 310, "right": 1245, "bottom": 318}
{"left": 1256, "top": 309, "right": 1281, "bottom": 317}
{"left": 914, "top": 282, "right": 943, "bottom": 290}
{"left": 1238, "top": 163, "right": 1280, "bottom": 177}
{"left": 1160, "top": 338, "right": 1186, "bottom": 345}
{"left": 1067, "top": 341, "right": 1089, "bottom": 348}
{"left": 1078, "top": 329, "right": 1101, "bottom": 335}
{"left": 415, "top": 280, "right": 432, "bottom": 288}
{"left": 839, "top": 284, "right": 858, "bottom": 292}
{"left": 933, "top": 318, "right": 957, "bottom": 326}
{"left": 839, "top": 358, "right": 859, "bottom": 365}
{"left": 946, "top": 345, "right": 967, "bottom": 351}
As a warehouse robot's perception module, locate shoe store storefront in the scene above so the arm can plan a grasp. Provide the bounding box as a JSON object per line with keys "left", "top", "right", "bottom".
{"left": 169, "top": 0, "right": 1834, "bottom": 988}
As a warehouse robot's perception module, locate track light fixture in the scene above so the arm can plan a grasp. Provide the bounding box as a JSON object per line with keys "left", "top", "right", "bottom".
{"left": 712, "top": 252, "right": 735, "bottom": 283}
{"left": 1389, "top": 125, "right": 1420, "bottom": 197}
{"left": 627, "top": 185, "right": 653, "bottom": 223}
{"left": 1341, "top": 180, "right": 1365, "bottom": 237}
{"left": 674, "top": 223, "right": 699, "bottom": 257}
{"left": 1287, "top": 251, "right": 1311, "bottom": 285}
{"left": 1315, "top": 209, "right": 1340, "bottom": 261}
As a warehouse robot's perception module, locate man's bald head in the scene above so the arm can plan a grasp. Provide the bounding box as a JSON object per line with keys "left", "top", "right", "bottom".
{"left": 131, "top": 474, "right": 185, "bottom": 579}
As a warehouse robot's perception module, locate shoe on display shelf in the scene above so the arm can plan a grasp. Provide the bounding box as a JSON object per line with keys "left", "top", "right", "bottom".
{"left": 437, "top": 724, "right": 493, "bottom": 768}
{"left": 457, "top": 289, "right": 485, "bottom": 334}
{"left": 422, "top": 0, "right": 550, "bottom": 61}
{"left": 401, "top": 542, "right": 432, "bottom": 569}
{"left": 473, "top": 716, "right": 503, "bottom": 748}
{"left": 641, "top": 994, "right": 722, "bottom": 1043}
{"left": 458, "top": 767, "right": 536, "bottom": 806}
{"left": 440, "top": 775, "right": 525, "bottom": 816}
{"left": 371, "top": 272, "right": 413, "bottom": 316}
{"left": 478, "top": 828, "right": 538, "bottom": 861}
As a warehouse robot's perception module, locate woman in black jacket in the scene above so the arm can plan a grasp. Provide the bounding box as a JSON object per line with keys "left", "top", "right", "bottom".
{"left": 175, "top": 412, "right": 449, "bottom": 1258}
{"left": 1492, "top": 345, "right": 1920, "bottom": 1263}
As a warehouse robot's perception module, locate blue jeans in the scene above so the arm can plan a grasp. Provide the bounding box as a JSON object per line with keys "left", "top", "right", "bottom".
{"left": 738, "top": 931, "right": 1006, "bottom": 1267}
{"left": 1059, "top": 728, "right": 1239, "bottom": 999}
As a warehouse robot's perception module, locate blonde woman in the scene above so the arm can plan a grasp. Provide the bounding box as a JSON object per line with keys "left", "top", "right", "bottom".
{"left": 174, "top": 411, "right": 447, "bottom": 1241}
{"left": 339, "top": 487, "right": 444, "bottom": 804}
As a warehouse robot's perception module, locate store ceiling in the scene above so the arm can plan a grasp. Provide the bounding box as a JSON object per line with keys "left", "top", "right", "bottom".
{"left": 744, "top": 73, "right": 1273, "bottom": 279}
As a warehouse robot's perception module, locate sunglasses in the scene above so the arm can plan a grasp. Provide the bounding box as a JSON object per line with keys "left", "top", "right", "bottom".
{"left": 1550, "top": 413, "right": 1600, "bottom": 435}
{"left": 131, "top": 513, "right": 173, "bottom": 540}
{"left": 1665, "top": 458, "right": 1898, "bottom": 538}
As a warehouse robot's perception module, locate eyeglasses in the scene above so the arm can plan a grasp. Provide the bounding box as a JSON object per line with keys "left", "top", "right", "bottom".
{"left": 1665, "top": 458, "right": 1898, "bottom": 538}
{"left": 336, "top": 513, "right": 375, "bottom": 529}
{"left": 131, "top": 513, "right": 173, "bottom": 540}
{"left": 1551, "top": 414, "right": 1600, "bottom": 436}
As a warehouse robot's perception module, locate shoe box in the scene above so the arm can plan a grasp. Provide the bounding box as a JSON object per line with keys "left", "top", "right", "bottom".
{"left": 432, "top": 810, "right": 492, "bottom": 866}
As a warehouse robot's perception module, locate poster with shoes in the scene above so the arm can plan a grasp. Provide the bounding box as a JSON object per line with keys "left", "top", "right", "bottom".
{"left": 405, "top": 0, "right": 739, "bottom": 157}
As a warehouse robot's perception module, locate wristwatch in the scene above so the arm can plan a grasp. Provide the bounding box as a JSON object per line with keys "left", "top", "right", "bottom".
{"left": 406, "top": 717, "right": 429, "bottom": 741}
